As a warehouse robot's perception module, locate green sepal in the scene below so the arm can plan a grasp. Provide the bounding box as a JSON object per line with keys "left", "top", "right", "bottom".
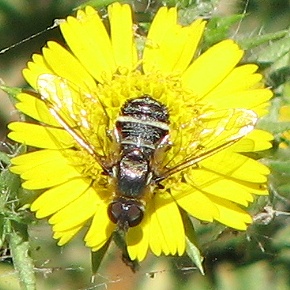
{"left": 181, "top": 211, "right": 204, "bottom": 274}
{"left": 0, "top": 84, "right": 22, "bottom": 104}
{"left": 91, "top": 237, "right": 111, "bottom": 276}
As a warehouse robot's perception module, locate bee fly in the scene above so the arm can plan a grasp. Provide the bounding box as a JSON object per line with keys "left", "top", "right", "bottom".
{"left": 108, "top": 95, "right": 170, "bottom": 229}
{"left": 37, "top": 74, "right": 258, "bottom": 231}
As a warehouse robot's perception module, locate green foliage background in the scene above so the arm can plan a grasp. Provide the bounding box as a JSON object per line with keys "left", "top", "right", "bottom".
{"left": 1, "top": 0, "right": 290, "bottom": 289}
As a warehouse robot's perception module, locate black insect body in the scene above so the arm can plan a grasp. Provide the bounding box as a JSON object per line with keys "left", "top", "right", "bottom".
{"left": 108, "top": 96, "right": 170, "bottom": 229}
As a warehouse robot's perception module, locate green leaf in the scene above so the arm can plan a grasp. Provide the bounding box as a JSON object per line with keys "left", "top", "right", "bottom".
{"left": 248, "top": 33, "right": 290, "bottom": 66}
{"left": 258, "top": 120, "right": 290, "bottom": 135}
{"left": 8, "top": 221, "right": 36, "bottom": 290}
{"left": 185, "top": 236, "right": 204, "bottom": 275}
{"left": 238, "top": 30, "right": 289, "bottom": 51}
{"left": 277, "top": 183, "right": 290, "bottom": 195}
{"left": 268, "top": 66, "right": 290, "bottom": 88}
{"left": 0, "top": 151, "right": 11, "bottom": 165}
{"left": 0, "top": 168, "right": 21, "bottom": 201}
{"left": 267, "top": 160, "right": 290, "bottom": 173}
{"left": 0, "top": 215, "right": 5, "bottom": 248}
{"left": 203, "top": 15, "right": 244, "bottom": 48}
{"left": 182, "top": 212, "right": 204, "bottom": 274}
{"left": 91, "top": 238, "right": 111, "bottom": 276}
{"left": 178, "top": 1, "right": 218, "bottom": 25}
{"left": 75, "top": 0, "right": 118, "bottom": 10}
{"left": 0, "top": 85, "right": 21, "bottom": 100}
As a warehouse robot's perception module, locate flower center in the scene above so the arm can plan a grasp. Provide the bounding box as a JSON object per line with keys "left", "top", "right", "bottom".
{"left": 67, "top": 71, "right": 206, "bottom": 193}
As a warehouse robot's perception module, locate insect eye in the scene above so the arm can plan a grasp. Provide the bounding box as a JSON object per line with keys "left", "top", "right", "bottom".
{"left": 108, "top": 198, "right": 144, "bottom": 228}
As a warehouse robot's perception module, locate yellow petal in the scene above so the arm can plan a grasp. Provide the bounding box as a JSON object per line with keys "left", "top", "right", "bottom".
{"left": 85, "top": 201, "right": 115, "bottom": 251}
{"left": 182, "top": 40, "right": 244, "bottom": 97}
{"left": 10, "top": 149, "right": 81, "bottom": 190}
{"left": 149, "top": 206, "right": 169, "bottom": 255}
{"left": 149, "top": 192, "right": 185, "bottom": 256}
{"left": 209, "top": 195, "right": 252, "bottom": 230}
{"left": 109, "top": 2, "right": 137, "bottom": 70}
{"left": 200, "top": 177, "right": 254, "bottom": 205}
{"left": 233, "top": 129, "right": 273, "bottom": 152}
{"left": 8, "top": 122, "right": 74, "bottom": 149}
{"left": 54, "top": 224, "right": 83, "bottom": 245}
{"left": 238, "top": 180, "right": 269, "bottom": 196}
{"left": 10, "top": 149, "right": 68, "bottom": 173}
{"left": 175, "top": 183, "right": 220, "bottom": 221}
{"left": 205, "top": 64, "right": 262, "bottom": 96}
{"left": 18, "top": 155, "right": 81, "bottom": 190}
{"left": 127, "top": 214, "right": 150, "bottom": 261}
{"left": 49, "top": 187, "right": 98, "bottom": 231}
{"left": 172, "top": 20, "right": 206, "bottom": 73}
{"left": 228, "top": 157, "right": 270, "bottom": 183}
{"left": 199, "top": 149, "right": 270, "bottom": 183}
{"left": 143, "top": 7, "right": 177, "bottom": 73}
{"left": 42, "top": 41, "right": 97, "bottom": 90}
{"left": 23, "top": 54, "right": 54, "bottom": 89}
{"left": 60, "top": 6, "right": 115, "bottom": 82}
{"left": 31, "top": 177, "right": 91, "bottom": 218}
{"left": 143, "top": 7, "right": 206, "bottom": 74}
{"left": 202, "top": 88, "right": 273, "bottom": 116}
{"left": 15, "top": 93, "right": 60, "bottom": 126}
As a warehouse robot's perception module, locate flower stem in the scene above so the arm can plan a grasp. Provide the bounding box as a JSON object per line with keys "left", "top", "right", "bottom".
{"left": 8, "top": 220, "right": 36, "bottom": 290}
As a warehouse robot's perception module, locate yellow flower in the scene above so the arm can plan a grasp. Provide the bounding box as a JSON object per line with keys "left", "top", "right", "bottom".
{"left": 8, "top": 3, "right": 273, "bottom": 262}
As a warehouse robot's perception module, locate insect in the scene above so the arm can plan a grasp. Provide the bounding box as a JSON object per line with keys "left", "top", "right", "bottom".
{"left": 37, "top": 74, "right": 258, "bottom": 230}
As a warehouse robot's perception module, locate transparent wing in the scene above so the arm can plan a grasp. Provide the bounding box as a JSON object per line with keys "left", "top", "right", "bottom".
{"left": 154, "top": 108, "right": 258, "bottom": 180}
{"left": 37, "top": 73, "right": 113, "bottom": 172}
